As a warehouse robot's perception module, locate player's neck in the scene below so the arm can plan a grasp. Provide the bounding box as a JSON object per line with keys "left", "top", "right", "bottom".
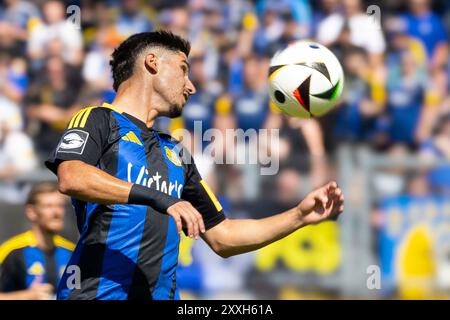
{"left": 111, "top": 84, "right": 151, "bottom": 127}
{"left": 31, "top": 226, "right": 55, "bottom": 251}
{"left": 111, "top": 97, "right": 149, "bottom": 125}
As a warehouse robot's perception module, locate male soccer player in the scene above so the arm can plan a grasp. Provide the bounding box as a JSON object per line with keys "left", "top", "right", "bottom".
{"left": 45, "top": 30, "right": 344, "bottom": 300}
{"left": 0, "top": 182, "right": 74, "bottom": 300}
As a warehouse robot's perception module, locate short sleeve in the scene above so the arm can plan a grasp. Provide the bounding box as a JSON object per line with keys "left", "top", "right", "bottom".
{"left": 0, "top": 250, "right": 26, "bottom": 292}
{"left": 181, "top": 150, "right": 226, "bottom": 230}
{"left": 45, "top": 107, "right": 111, "bottom": 175}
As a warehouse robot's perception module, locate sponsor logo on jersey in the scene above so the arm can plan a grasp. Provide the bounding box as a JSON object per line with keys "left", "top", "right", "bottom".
{"left": 127, "top": 163, "right": 183, "bottom": 198}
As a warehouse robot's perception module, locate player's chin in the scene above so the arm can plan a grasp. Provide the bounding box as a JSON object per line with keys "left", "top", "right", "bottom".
{"left": 44, "top": 223, "right": 64, "bottom": 234}
{"left": 167, "top": 103, "right": 183, "bottom": 118}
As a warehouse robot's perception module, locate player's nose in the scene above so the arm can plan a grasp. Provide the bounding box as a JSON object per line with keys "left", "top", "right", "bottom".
{"left": 186, "top": 78, "right": 196, "bottom": 95}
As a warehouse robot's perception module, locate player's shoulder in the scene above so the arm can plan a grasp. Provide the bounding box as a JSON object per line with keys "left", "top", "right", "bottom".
{"left": 154, "top": 130, "right": 180, "bottom": 144}
{"left": 67, "top": 103, "right": 122, "bottom": 130}
{"left": 0, "top": 231, "right": 35, "bottom": 265}
{"left": 53, "top": 235, "right": 75, "bottom": 252}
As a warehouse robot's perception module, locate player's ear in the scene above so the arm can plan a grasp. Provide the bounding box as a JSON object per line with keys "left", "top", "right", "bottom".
{"left": 144, "top": 53, "right": 158, "bottom": 75}
{"left": 25, "top": 205, "right": 38, "bottom": 222}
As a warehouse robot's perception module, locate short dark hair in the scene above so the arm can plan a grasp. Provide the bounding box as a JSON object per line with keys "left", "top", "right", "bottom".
{"left": 26, "top": 182, "right": 59, "bottom": 205}
{"left": 110, "top": 30, "right": 191, "bottom": 91}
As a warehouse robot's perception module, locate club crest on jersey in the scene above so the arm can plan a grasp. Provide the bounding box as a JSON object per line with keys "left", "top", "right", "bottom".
{"left": 164, "top": 146, "right": 182, "bottom": 166}
{"left": 28, "top": 262, "right": 45, "bottom": 276}
{"left": 57, "top": 129, "right": 89, "bottom": 155}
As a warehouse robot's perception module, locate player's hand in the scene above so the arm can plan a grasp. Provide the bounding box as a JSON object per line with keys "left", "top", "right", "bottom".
{"left": 297, "top": 181, "right": 344, "bottom": 225}
{"left": 27, "top": 277, "right": 54, "bottom": 300}
{"left": 167, "top": 201, "right": 205, "bottom": 239}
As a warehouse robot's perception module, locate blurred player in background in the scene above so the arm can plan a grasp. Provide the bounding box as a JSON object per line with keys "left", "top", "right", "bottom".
{"left": 0, "top": 182, "right": 74, "bottom": 300}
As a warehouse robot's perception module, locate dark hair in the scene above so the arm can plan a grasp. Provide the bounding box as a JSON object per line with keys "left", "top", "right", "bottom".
{"left": 26, "top": 182, "right": 59, "bottom": 205}
{"left": 110, "top": 30, "right": 191, "bottom": 91}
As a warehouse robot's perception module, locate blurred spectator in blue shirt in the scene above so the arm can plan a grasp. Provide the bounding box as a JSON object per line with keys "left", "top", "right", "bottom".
{"left": 420, "top": 114, "right": 450, "bottom": 195}
{"left": 0, "top": 0, "right": 40, "bottom": 55}
{"left": 182, "top": 54, "right": 219, "bottom": 135}
{"left": 385, "top": 51, "right": 428, "bottom": 147}
{"left": 401, "top": 0, "right": 449, "bottom": 70}
{"left": 256, "top": 0, "right": 312, "bottom": 39}
{"left": 114, "top": 0, "right": 154, "bottom": 39}
{"left": 0, "top": 54, "right": 28, "bottom": 110}
{"left": 232, "top": 54, "right": 270, "bottom": 132}
{"left": 334, "top": 46, "right": 384, "bottom": 144}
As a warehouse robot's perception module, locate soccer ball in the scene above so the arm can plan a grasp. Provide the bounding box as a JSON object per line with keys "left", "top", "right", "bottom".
{"left": 268, "top": 41, "right": 344, "bottom": 118}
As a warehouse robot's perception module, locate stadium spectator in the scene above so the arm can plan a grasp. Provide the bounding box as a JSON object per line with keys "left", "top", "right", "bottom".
{"left": 26, "top": 56, "right": 82, "bottom": 158}
{"left": 0, "top": 54, "right": 28, "bottom": 111}
{"left": 420, "top": 114, "right": 450, "bottom": 195}
{"left": 316, "top": 0, "right": 386, "bottom": 68}
{"left": 0, "top": 0, "right": 40, "bottom": 56}
{"left": 334, "top": 46, "right": 384, "bottom": 144}
{"left": 113, "top": 0, "right": 155, "bottom": 39}
{"left": 384, "top": 51, "right": 428, "bottom": 148}
{"left": 0, "top": 182, "right": 74, "bottom": 299}
{"left": 401, "top": 0, "right": 449, "bottom": 71}
{"left": 27, "top": 0, "right": 83, "bottom": 68}
{"left": 0, "top": 100, "right": 37, "bottom": 204}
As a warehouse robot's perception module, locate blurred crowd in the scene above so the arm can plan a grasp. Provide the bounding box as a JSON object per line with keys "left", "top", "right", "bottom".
{"left": 0, "top": 0, "right": 449, "bottom": 201}
{"left": 0, "top": 0, "right": 450, "bottom": 299}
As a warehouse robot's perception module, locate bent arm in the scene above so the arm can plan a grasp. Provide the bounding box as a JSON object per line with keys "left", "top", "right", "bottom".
{"left": 57, "top": 160, "right": 202, "bottom": 237}
{"left": 57, "top": 160, "right": 132, "bottom": 204}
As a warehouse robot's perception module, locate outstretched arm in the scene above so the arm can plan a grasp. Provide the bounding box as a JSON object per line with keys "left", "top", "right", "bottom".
{"left": 202, "top": 181, "right": 344, "bottom": 258}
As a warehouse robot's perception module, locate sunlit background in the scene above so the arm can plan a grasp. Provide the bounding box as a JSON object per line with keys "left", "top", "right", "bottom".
{"left": 0, "top": 0, "right": 450, "bottom": 299}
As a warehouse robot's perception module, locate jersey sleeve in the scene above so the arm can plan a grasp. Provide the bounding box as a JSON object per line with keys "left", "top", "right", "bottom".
{"left": 181, "top": 150, "right": 226, "bottom": 230}
{"left": 45, "top": 107, "right": 111, "bottom": 175}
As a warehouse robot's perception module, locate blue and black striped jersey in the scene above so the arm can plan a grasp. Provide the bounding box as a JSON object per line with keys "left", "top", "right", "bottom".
{"left": 45, "top": 103, "right": 226, "bottom": 300}
{"left": 0, "top": 231, "right": 74, "bottom": 292}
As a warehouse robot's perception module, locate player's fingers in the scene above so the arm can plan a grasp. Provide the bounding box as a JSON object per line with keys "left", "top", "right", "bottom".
{"left": 313, "top": 191, "right": 328, "bottom": 208}
{"left": 196, "top": 211, "right": 206, "bottom": 234}
{"left": 39, "top": 284, "right": 54, "bottom": 295}
{"left": 186, "top": 203, "right": 205, "bottom": 234}
{"left": 326, "top": 181, "right": 338, "bottom": 191}
{"left": 181, "top": 202, "right": 200, "bottom": 237}
{"left": 186, "top": 207, "right": 200, "bottom": 239}
{"left": 179, "top": 206, "right": 196, "bottom": 238}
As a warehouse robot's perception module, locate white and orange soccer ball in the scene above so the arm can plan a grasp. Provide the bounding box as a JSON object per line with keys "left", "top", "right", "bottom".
{"left": 268, "top": 40, "right": 344, "bottom": 118}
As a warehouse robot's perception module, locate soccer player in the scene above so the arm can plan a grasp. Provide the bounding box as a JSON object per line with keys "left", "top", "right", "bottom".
{"left": 45, "top": 31, "right": 344, "bottom": 300}
{"left": 0, "top": 182, "right": 74, "bottom": 300}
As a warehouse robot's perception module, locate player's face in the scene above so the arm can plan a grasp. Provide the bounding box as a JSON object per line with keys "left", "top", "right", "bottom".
{"left": 153, "top": 51, "right": 196, "bottom": 118}
{"left": 28, "top": 192, "right": 66, "bottom": 234}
